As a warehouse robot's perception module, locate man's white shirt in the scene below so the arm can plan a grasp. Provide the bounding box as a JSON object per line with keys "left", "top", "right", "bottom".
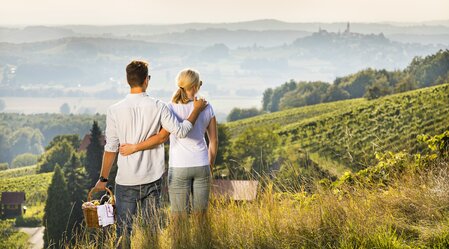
{"left": 104, "top": 93, "right": 193, "bottom": 185}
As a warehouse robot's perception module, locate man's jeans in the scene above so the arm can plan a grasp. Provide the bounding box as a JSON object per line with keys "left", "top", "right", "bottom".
{"left": 115, "top": 178, "right": 162, "bottom": 239}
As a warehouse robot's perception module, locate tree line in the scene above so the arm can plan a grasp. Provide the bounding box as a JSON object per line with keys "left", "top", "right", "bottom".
{"left": 227, "top": 49, "right": 449, "bottom": 121}
{"left": 0, "top": 113, "right": 105, "bottom": 168}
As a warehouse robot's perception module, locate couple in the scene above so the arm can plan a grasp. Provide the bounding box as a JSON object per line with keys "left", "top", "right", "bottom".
{"left": 94, "top": 60, "right": 217, "bottom": 244}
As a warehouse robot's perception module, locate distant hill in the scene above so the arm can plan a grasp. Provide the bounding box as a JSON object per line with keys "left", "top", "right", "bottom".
{"left": 132, "top": 28, "right": 310, "bottom": 48}
{"left": 1, "top": 31, "right": 442, "bottom": 91}
{"left": 2, "top": 19, "right": 449, "bottom": 44}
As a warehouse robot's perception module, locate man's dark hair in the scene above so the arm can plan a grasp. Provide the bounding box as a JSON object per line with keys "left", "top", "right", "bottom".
{"left": 126, "top": 60, "right": 149, "bottom": 87}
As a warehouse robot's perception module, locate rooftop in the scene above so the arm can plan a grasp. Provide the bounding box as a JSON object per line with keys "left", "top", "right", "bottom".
{"left": 1, "top": 192, "right": 26, "bottom": 205}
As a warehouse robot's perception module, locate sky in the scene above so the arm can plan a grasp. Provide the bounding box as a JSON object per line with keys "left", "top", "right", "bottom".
{"left": 0, "top": 0, "right": 448, "bottom": 25}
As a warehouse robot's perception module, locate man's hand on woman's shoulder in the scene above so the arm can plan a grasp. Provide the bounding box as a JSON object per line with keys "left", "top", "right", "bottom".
{"left": 193, "top": 97, "right": 208, "bottom": 111}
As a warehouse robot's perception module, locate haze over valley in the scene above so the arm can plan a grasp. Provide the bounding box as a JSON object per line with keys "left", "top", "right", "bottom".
{"left": 1, "top": 20, "right": 448, "bottom": 121}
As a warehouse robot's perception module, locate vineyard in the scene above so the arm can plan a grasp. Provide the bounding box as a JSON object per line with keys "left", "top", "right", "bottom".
{"left": 0, "top": 170, "right": 53, "bottom": 206}
{"left": 0, "top": 165, "right": 38, "bottom": 179}
{"left": 227, "top": 83, "right": 449, "bottom": 173}
{"left": 226, "top": 98, "right": 367, "bottom": 137}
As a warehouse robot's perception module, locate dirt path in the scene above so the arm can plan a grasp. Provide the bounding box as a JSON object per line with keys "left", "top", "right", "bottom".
{"left": 19, "top": 226, "right": 44, "bottom": 249}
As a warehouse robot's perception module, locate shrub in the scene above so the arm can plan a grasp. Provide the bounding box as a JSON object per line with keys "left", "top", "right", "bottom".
{"left": 15, "top": 215, "right": 42, "bottom": 227}
{"left": 11, "top": 153, "right": 39, "bottom": 168}
{"left": 0, "top": 163, "right": 8, "bottom": 171}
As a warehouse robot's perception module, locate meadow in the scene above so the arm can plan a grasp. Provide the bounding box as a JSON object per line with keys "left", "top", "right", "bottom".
{"left": 1, "top": 83, "right": 448, "bottom": 249}
{"left": 69, "top": 137, "right": 449, "bottom": 248}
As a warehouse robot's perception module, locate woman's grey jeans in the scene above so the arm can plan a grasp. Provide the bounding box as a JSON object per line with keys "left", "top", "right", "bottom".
{"left": 168, "top": 165, "right": 211, "bottom": 213}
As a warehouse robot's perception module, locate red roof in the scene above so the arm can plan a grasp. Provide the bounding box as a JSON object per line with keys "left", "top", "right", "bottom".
{"left": 78, "top": 134, "right": 106, "bottom": 152}
{"left": 211, "top": 180, "right": 259, "bottom": 201}
{"left": 1, "top": 192, "right": 26, "bottom": 205}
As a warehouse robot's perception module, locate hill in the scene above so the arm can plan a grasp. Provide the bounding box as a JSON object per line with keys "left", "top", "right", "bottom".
{"left": 226, "top": 98, "right": 367, "bottom": 137}
{"left": 226, "top": 83, "right": 449, "bottom": 173}
{"left": 1, "top": 30, "right": 444, "bottom": 97}
{"left": 0, "top": 166, "right": 52, "bottom": 206}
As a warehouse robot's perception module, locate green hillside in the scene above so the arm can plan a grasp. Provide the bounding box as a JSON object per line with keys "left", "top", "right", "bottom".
{"left": 226, "top": 83, "right": 449, "bottom": 173}
{"left": 0, "top": 165, "right": 39, "bottom": 179}
{"left": 0, "top": 170, "right": 53, "bottom": 205}
{"left": 226, "top": 98, "right": 367, "bottom": 137}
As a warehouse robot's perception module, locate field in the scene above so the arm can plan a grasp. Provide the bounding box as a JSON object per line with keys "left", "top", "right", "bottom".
{"left": 0, "top": 165, "right": 39, "bottom": 179}
{"left": 0, "top": 166, "right": 51, "bottom": 248}
{"left": 0, "top": 165, "right": 52, "bottom": 226}
{"left": 226, "top": 98, "right": 367, "bottom": 137}
{"left": 227, "top": 83, "right": 449, "bottom": 173}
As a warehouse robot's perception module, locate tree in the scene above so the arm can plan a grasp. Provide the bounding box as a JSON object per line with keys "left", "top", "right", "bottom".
{"left": 11, "top": 153, "right": 39, "bottom": 168}
{"left": 279, "top": 81, "right": 330, "bottom": 110}
{"left": 8, "top": 127, "right": 44, "bottom": 159}
{"left": 0, "top": 162, "right": 8, "bottom": 171}
{"left": 43, "top": 165, "right": 70, "bottom": 249}
{"left": 216, "top": 124, "right": 230, "bottom": 166}
{"left": 60, "top": 103, "right": 70, "bottom": 114}
{"left": 262, "top": 88, "right": 273, "bottom": 112}
{"left": 45, "top": 135, "right": 80, "bottom": 151}
{"left": 38, "top": 140, "right": 75, "bottom": 173}
{"left": 227, "top": 107, "right": 261, "bottom": 122}
{"left": 64, "top": 153, "right": 87, "bottom": 239}
{"left": 337, "top": 68, "right": 378, "bottom": 98}
{"left": 268, "top": 80, "right": 297, "bottom": 112}
{"left": 0, "top": 99, "right": 5, "bottom": 111}
{"left": 228, "top": 125, "right": 281, "bottom": 178}
{"left": 85, "top": 121, "right": 104, "bottom": 186}
{"left": 0, "top": 132, "right": 11, "bottom": 163}
{"left": 206, "top": 123, "right": 230, "bottom": 167}
{"left": 364, "top": 76, "right": 392, "bottom": 100}
{"left": 323, "top": 85, "right": 350, "bottom": 102}
{"left": 406, "top": 49, "right": 449, "bottom": 88}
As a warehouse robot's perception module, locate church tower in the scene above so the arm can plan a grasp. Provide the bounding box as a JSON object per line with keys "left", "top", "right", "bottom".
{"left": 344, "top": 22, "right": 350, "bottom": 34}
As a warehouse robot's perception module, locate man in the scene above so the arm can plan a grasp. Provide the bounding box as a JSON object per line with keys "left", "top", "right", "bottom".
{"left": 94, "top": 60, "right": 207, "bottom": 243}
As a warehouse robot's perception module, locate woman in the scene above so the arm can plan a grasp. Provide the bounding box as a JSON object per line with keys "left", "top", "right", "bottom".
{"left": 119, "top": 68, "right": 218, "bottom": 215}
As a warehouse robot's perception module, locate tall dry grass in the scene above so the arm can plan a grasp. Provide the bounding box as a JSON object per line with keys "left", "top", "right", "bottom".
{"left": 68, "top": 158, "right": 449, "bottom": 249}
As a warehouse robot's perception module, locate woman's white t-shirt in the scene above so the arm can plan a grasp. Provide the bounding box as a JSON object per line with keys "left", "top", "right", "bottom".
{"left": 168, "top": 101, "right": 214, "bottom": 167}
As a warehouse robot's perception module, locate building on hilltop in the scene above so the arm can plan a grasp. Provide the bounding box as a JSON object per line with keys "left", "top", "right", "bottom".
{"left": 344, "top": 22, "right": 351, "bottom": 34}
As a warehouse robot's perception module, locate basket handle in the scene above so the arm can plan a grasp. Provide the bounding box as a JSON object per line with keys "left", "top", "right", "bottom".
{"left": 87, "top": 187, "right": 113, "bottom": 202}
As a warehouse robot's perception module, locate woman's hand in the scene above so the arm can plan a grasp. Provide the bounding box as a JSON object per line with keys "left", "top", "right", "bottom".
{"left": 119, "top": 144, "right": 137, "bottom": 156}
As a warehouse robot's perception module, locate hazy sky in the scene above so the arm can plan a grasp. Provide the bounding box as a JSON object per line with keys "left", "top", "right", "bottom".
{"left": 1, "top": 0, "right": 448, "bottom": 25}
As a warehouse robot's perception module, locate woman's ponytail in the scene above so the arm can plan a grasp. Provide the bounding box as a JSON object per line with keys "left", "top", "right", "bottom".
{"left": 172, "top": 87, "right": 190, "bottom": 104}
{"left": 172, "top": 69, "right": 201, "bottom": 104}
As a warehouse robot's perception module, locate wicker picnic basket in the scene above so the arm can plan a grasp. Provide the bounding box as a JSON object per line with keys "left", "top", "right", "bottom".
{"left": 82, "top": 187, "right": 115, "bottom": 228}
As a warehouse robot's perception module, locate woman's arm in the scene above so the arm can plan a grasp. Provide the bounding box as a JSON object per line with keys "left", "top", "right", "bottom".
{"left": 119, "top": 128, "right": 170, "bottom": 156}
{"left": 206, "top": 117, "right": 218, "bottom": 172}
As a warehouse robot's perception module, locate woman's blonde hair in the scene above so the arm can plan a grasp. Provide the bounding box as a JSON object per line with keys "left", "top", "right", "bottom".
{"left": 172, "top": 68, "right": 201, "bottom": 104}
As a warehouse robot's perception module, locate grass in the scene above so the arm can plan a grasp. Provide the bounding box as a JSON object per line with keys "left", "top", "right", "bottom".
{"left": 0, "top": 165, "right": 38, "bottom": 179}
{"left": 15, "top": 203, "right": 45, "bottom": 227}
{"left": 68, "top": 154, "right": 449, "bottom": 249}
{"left": 0, "top": 219, "right": 29, "bottom": 249}
{"left": 308, "top": 152, "right": 352, "bottom": 177}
